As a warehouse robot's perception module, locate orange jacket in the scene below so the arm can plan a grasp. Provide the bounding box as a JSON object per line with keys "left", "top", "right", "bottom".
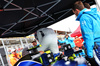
{"left": 10, "top": 53, "right": 20, "bottom": 66}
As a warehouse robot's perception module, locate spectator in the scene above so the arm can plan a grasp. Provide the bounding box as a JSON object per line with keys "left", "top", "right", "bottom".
{"left": 22, "top": 40, "right": 39, "bottom": 57}
{"left": 74, "top": 36, "right": 83, "bottom": 49}
{"left": 8, "top": 48, "right": 12, "bottom": 55}
{"left": 84, "top": 2, "right": 100, "bottom": 15}
{"left": 72, "top": 1, "right": 100, "bottom": 65}
{"left": 31, "top": 40, "right": 39, "bottom": 47}
{"left": 58, "top": 34, "right": 75, "bottom": 48}
{"left": 74, "top": 46, "right": 85, "bottom": 57}
{"left": 84, "top": 3, "right": 90, "bottom": 9}
{"left": 10, "top": 49, "right": 21, "bottom": 66}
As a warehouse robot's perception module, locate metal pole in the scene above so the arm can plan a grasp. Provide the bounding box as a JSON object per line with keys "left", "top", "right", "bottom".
{"left": 4, "top": 0, "right": 22, "bottom": 9}
{"left": 25, "top": 38, "right": 28, "bottom": 45}
{"left": 1, "top": 39, "right": 11, "bottom": 66}
{"left": 37, "top": 8, "right": 55, "bottom": 21}
{"left": 20, "top": 38, "right": 24, "bottom": 48}
{"left": 40, "top": 0, "right": 61, "bottom": 16}
{"left": 25, "top": 38, "right": 30, "bottom": 49}
{"left": 0, "top": 53, "right": 5, "bottom": 66}
{"left": 4, "top": 0, "right": 14, "bottom": 9}
{"left": 57, "top": 9, "right": 71, "bottom": 20}
{"left": 1, "top": 7, "right": 35, "bottom": 36}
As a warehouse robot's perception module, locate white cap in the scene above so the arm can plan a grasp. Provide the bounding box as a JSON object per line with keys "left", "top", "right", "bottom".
{"left": 11, "top": 49, "right": 16, "bottom": 53}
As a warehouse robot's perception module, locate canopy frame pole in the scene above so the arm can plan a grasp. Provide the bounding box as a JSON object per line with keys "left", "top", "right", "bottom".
{"left": 1, "top": 23, "right": 15, "bottom": 27}
{"left": 24, "top": 26, "right": 36, "bottom": 30}
{"left": 38, "top": 21, "right": 54, "bottom": 26}
{"left": 23, "top": 9, "right": 39, "bottom": 17}
{"left": 37, "top": 0, "right": 57, "bottom": 8}
{"left": 0, "top": 27, "right": 26, "bottom": 35}
{"left": 20, "top": 17, "right": 37, "bottom": 23}
{"left": 1, "top": 8, "right": 35, "bottom": 36}
{"left": 15, "top": 8, "right": 35, "bottom": 23}
{"left": 27, "top": 10, "right": 72, "bottom": 33}
{"left": 54, "top": 9, "right": 70, "bottom": 14}
{"left": 26, "top": 8, "right": 72, "bottom": 30}
{"left": 24, "top": 7, "right": 35, "bottom": 10}
{"left": 36, "top": 0, "right": 61, "bottom": 25}
{"left": 39, "top": 17, "right": 50, "bottom": 25}
{"left": 57, "top": 9, "right": 72, "bottom": 20}
{"left": 27, "top": 21, "right": 54, "bottom": 33}
{"left": 2, "top": 31, "right": 26, "bottom": 36}
{"left": 38, "top": 9, "right": 72, "bottom": 27}
{"left": 40, "top": 0, "right": 61, "bottom": 16}
{"left": 4, "top": 8, "right": 22, "bottom": 11}
{"left": 39, "top": 9, "right": 72, "bottom": 26}
{"left": 27, "top": 25, "right": 38, "bottom": 33}
{"left": 4, "top": 0, "right": 14, "bottom": 9}
{"left": 1, "top": 0, "right": 77, "bottom": 37}
{"left": 0, "top": 27, "right": 12, "bottom": 32}
{"left": 4, "top": 7, "right": 35, "bottom": 11}
{"left": 37, "top": 8, "right": 55, "bottom": 21}
{"left": 4, "top": 0, "right": 22, "bottom": 9}
{"left": 4, "top": 0, "right": 39, "bottom": 17}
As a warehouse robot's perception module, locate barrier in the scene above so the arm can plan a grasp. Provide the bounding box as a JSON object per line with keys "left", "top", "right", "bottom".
{"left": 0, "top": 38, "right": 34, "bottom": 66}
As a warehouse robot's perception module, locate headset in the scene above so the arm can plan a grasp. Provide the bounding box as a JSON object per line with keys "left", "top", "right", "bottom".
{"left": 34, "top": 31, "right": 45, "bottom": 40}
{"left": 39, "top": 31, "right": 45, "bottom": 37}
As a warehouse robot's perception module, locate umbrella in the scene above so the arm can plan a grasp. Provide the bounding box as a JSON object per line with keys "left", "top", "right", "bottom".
{"left": 0, "top": 0, "right": 95, "bottom": 38}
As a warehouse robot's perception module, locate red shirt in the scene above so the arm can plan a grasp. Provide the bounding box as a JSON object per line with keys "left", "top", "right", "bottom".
{"left": 74, "top": 38, "right": 83, "bottom": 47}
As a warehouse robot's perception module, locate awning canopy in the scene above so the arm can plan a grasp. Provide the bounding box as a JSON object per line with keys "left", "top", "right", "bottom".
{"left": 71, "top": 25, "right": 82, "bottom": 37}
{"left": 0, "top": 0, "right": 95, "bottom": 38}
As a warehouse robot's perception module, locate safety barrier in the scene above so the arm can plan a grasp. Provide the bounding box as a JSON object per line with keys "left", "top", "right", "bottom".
{"left": 0, "top": 37, "right": 35, "bottom": 66}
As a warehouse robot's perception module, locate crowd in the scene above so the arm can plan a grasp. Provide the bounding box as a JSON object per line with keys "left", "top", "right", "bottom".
{"left": 8, "top": 34, "right": 85, "bottom": 66}
{"left": 58, "top": 34, "right": 85, "bottom": 57}
{"left": 8, "top": 48, "right": 23, "bottom": 66}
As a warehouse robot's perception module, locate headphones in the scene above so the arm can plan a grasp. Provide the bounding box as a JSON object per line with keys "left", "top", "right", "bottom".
{"left": 39, "top": 31, "right": 45, "bottom": 37}
{"left": 34, "top": 31, "right": 45, "bottom": 40}
{"left": 34, "top": 32, "right": 38, "bottom": 40}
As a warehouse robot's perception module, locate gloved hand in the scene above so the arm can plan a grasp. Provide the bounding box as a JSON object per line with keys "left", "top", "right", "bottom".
{"left": 86, "top": 57, "right": 98, "bottom": 66}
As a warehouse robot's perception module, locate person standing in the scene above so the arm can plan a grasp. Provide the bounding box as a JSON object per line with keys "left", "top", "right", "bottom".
{"left": 84, "top": 2, "right": 100, "bottom": 16}
{"left": 74, "top": 36, "right": 83, "bottom": 49}
{"left": 22, "top": 40, "right": 39, "bottom": 57}
{"left": 58, "top": 34, "right": 75, "bottom": 48}
{"left": 72, "top": 1, "right": 100, "bottom": 66}
{"left": 84, "top": 3, "right": 90, "bottom": 9}
{"left": 10, "top": 49, "right": 21, "bottom": 66}
{"left": 74, "top": 46, "right": 85, "bottom": 57}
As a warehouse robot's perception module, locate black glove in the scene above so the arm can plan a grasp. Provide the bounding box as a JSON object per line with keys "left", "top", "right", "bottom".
{"left": 86, "top": 57, "right": 98, "bottom": 66}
